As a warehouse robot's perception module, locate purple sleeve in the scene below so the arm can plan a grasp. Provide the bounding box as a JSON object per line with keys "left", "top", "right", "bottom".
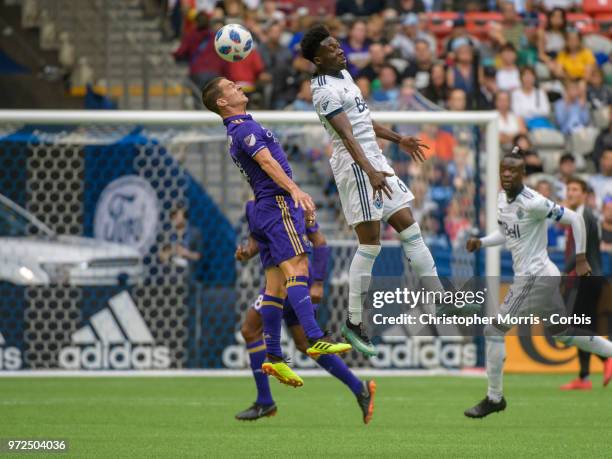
{"left": 305, "top": 221, "right": 319, "bottom": 234}
{"left": 238, "top": 122, "right": 267, "bottom": 157}
{"left": 311, "top": 245, "right": 331, "bottom": 282}
{"left": 245, "top": 200, "right": 256, "bottom": 233}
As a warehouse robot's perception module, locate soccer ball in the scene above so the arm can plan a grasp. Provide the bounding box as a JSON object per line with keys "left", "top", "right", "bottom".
{"left": 214, "top": 24, "right": 253, "bottom": 62}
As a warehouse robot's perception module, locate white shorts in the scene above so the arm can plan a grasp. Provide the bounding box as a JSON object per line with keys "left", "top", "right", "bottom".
{"left": 499, "top": 261, "right": 564, "bottom": 320}
{"left": 335, "top": 158, "right": 414, "bottom": 227}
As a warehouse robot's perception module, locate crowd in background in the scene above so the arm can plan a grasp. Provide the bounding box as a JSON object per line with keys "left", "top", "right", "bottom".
{"left": 169, "top": 0, "right": 612, "bottom": 254}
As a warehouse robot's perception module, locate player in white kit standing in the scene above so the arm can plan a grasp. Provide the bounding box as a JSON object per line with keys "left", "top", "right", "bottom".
{"left": 300, "top": 25, "right": 443, "bottom": 356}
{"left": 464, "top": 148, "right": 612, "bottom": 418}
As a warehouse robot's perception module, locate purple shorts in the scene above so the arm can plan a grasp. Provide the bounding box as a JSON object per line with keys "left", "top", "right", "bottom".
{"left": 250, "top": 195, "right": 312, "bottom": 269}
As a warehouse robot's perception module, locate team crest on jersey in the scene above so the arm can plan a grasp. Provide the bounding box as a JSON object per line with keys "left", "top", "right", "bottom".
{"left": 374, "top": 192, "right": 383, "bottom": 209}
{"left": 516, "top": 208, "right": 524, "bottom": 219}
{"left": 244, "top": 134, "right": 256, "bottom": 147}
{"left": 302, "top": 234, "right": 311, "bottom": 248}
{"left": 344, "top": 87, "right": 349, "bottom": 93}
{"left": 322, "top": 101, "right": 329, "bottom": 111}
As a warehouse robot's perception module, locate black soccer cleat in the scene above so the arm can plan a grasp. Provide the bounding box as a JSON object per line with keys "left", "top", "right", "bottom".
{"left": 341, "top": 320, "right": 377, "bottom": 357}
{"left": 356, "top": 380, "right": 377, "bottom": 424}
{"left": 464, "top": 396, "right": 507, "bottom": 418}
{"left": 235, "top": 402, "right": 277, "bottom": 421}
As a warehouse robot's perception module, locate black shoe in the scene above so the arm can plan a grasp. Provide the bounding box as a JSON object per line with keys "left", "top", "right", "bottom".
{"left": 341, "top": 320, "right": 377, "bottom": 356}
{"left": 356, "top": 380, "right": 377, "bottom": 424}
{"left": 464, "top": 396, "right": 507, "bottom": 418}
{"left": 235, "top": 402, "right": 277, "bottom": 421}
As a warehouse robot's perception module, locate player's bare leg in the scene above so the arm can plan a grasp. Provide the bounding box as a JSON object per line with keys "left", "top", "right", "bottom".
{"left": 259, "top": 266, "right": 304, "bottom": 387}
{"left": 279, "top": 254, "right": 351, "bottom": 358}
{"left": 235, "top": 308, "right": 277, "bottom": 420}
{"left": 341, "top": 220, "right": 381, "bottom": 356}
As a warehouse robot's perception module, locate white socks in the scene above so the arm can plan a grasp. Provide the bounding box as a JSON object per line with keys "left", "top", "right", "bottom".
{"left": 556, "top": 335, "right": 612, "bottom": 358}
{"left": 399, "top": 223, "right": 444, "bottom": 293}
{"left": 348, "top": 244, "right": 381, "bottom": 325}
{"left": 485, "top": 335, "right": 506, "bottom": 403}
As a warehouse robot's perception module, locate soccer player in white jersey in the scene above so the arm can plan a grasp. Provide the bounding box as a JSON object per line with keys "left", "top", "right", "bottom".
{"left": 300, "top": 26, "right": 444, "bottom": 356}
{"left": 464, "top": 148, "right": 612, "bottom": 418}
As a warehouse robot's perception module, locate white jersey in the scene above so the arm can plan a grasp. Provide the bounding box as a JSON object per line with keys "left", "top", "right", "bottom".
{"left": 311, "top": 69, "right": 390, "bottom": 177}
{"left": 497, "top": 186, "right": 565, "bottom": 275}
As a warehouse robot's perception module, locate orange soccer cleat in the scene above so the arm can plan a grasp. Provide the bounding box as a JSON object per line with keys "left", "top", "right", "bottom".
{"left": 560, "top": 377, "right": 592, "bottom": 391}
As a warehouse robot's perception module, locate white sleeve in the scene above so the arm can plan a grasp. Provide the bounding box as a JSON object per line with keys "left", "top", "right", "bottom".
{"left": 480, "top": 230, "right": 506, "bottom": 247}
{"left": 312, "top": 85, "right": 344, "bottom": 120}
{"left": 528, "top": 194, "right": 565, "bottom": 222}
{"left": 558, "top": 207, "right": 587, "bottom": 255}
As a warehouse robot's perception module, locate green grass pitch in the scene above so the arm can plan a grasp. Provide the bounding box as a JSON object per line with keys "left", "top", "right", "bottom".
{"left": 1, "top": 374, "right": 609, "bottom": 458}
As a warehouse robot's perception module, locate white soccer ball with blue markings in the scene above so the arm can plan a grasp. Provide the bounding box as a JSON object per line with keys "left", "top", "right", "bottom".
{"left": 214, "top": 24, "right": 253, "bottom": 62}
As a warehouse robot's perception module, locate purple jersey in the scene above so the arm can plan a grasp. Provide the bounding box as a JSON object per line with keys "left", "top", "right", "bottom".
{"left": 224, "top": 114, "right": 291, "bottom": 200}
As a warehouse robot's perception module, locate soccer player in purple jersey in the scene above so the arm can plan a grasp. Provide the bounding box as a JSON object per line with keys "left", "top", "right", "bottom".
{"left": 201, "top": 77, "right": 352, "bottom": 387}
{"left": 234, "top": 201, "right": 376, "bottom": 423}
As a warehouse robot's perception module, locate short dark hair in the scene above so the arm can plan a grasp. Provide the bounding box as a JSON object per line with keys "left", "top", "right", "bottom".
{"left": 201, "top": 77, "right": 225, "bottom": 114}
{"left": 300, "top": 25, "right": 330, "bottom": 63}
{"left": 567, "top": 176, "right": 587, "bottom": 193}
{"left": 560, "top": 153, "right": 575, "bottom": 164}
{"left": 504, "top": 146, "right": 526, "bottom": 162}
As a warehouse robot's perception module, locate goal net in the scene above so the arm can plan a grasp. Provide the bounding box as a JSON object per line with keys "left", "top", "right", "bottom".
{"left": 0, "top": 109, "right": 499, "bottom": 371}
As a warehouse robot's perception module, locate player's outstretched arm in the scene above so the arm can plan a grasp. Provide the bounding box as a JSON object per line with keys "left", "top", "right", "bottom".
{"left": 253, "top": 147, "right": 315, "bottom": 212}
{"left": 372, "top": 120, "right": 427, "bottom": 163}
{"left": 466, "top": 229, "right": 506, "bottom": 252}
{"left": 327, "top": 112, "right": 393, "bottom": 199}
{"left": 558, "top": 208, "right": 591, "bottom": 276}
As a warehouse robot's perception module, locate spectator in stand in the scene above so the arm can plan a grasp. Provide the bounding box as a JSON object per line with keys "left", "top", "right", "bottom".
{"left": 593, "top": 105, "right": 612, "bottom": 171}
{"left": 554, "top": 79, "right": 590, "bottom": 135}
{"left": 423, "top": 62, "right": 449, "bottom": 108}
{"left": 341, "top": 20, "right": 371, "bottom": 78}
{"left": 513, "top": 133, "right": 534, "bottom": 151}
{"left": 385, "top": 0, "right": 427, "bottom": 15}
{"left": 357, "top": 42, "right": 387, "bottom": 84}
{"left": 496, "top": 91, "right": 527, "bottom": 149}
{"left": 259, "top": 20, "right": 296, "bottom": 109}
{"left": 445, "top": 88, "right": 474, "bottom": 146}
{"left": 390, "top": 13, "right": 436, "bottom": 60}
{"left": 489, "top": 1, "right": 525, "bottom": 50}
{"left": 285, "top": 78, "right": 313, "bottom": 111}
{"left": 587, "top": 67, "right": 612, "bottom": 110}
{"left": 554, "top": 153, "right": 577, "bottom": 199}
{"left": 478, "top": 66, "right": 497, "bottom": 110}
{"left": 589, "top": 149, "right": 612, "bottom": 210}
{"left": 540, "top": 0, "right": 581, "bottom": 11}
{"left": 417, "top": 124, "right": 457, "bottom": 161}
{"left": 496, "top": 43, "right": 521, "bottom": 92}
{"left": 601, "top": 197, "right": 612, "bottom": 252}
{"left": 553, "top": 31, "right": 596, "bottom": 81}
{"left": 371, "top": 64, "right": 401, "bottom": 109}
{"left": 402, "top": 39, "right": 435, "bottom": 90}
{"left": 448, "top": 145, "right": 475, "bottom": 190}
{"left": 537, "top": 7, "right": 567, "bottom": 66}
{"left": 511, "top": 66, "right": 552, "bottom": 129}
{"left": 444, "top": 16, "right": 480, "bottom": 58}
{"left": 444, "top": 198, "right": 471, "bottom": 247}
{"left": 172, "top": 13, "right": 226, "bottom": 97}
{"left": 446, "top": 39, "right": 479, "bottom": 105}
{"left": 523, "top": 148, "right": 545, "bottom": 175}
{"left": 335, "top": 0, "right": 385, "bottom": 17}
{"left": 366, "top": 14, "right": 386, "bottom": 43}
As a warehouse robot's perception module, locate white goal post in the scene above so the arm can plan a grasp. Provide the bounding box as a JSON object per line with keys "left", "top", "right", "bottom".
{"left": 0, "top": 109, "right": 500, "bottom": 277}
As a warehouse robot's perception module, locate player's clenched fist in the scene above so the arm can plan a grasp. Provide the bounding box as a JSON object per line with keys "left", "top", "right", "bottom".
{"left": 466, "top": 238, "right": 482, "bottom": 253}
